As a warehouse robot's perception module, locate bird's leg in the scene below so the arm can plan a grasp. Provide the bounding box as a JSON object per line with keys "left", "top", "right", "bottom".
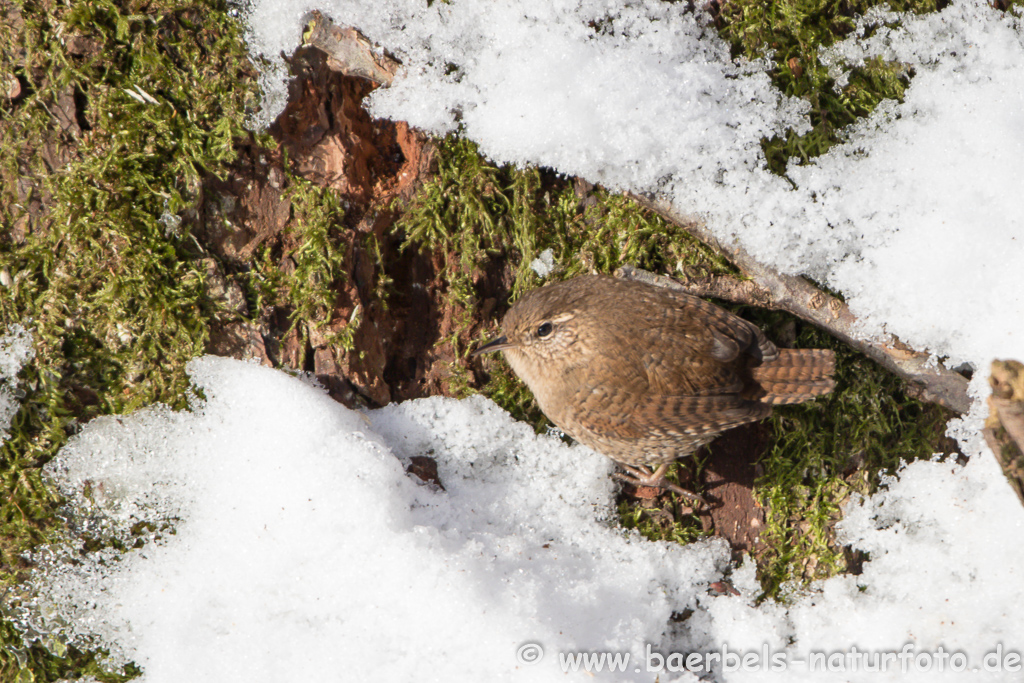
{"left": 613, "top": 463, "right": 707, "bottom": 508}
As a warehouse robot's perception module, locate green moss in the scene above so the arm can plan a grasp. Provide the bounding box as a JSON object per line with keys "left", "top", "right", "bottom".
{"left": 618, "top": 496, "right": 710, "bottom": 546}
{"left": 552, "top": 191, "right": 738, "bottom": 283}
{"left": 0, "top": 614, "right": 141, "bottom": 683}
{"left": 397, "top": 136, "right": 734, "bottom": 303}
{"left": 715, "top": 0, "right": 943, "bottom": 173}
{"left": 747, "top": 313, "right": 951, "bottom": 599}
{"left": 0, "top": 0, "right": 263, "bottom": 676}
{"left": 616, "top": 455, "right": 712, "bottom": 546}
{"left": 394, "top": 136, "right": 539, "bottom": 304}
{"left": 245, "top": 175, "right": 354, "bottom": 352}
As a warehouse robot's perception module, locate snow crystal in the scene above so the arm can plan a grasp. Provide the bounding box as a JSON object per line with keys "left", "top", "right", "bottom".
{"left": 530, "top": 248, "right": 556, "bottom": 277}
{"left": 0, "top": 324, "right": 34, "bottom": 442}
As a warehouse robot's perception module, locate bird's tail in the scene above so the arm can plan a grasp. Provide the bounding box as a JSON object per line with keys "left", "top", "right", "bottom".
{"left": 748, "top": 348, "right": 836, "bottom": 405}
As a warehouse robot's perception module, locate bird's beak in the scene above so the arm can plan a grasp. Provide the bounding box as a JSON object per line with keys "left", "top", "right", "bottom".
{"left": 472, "top": 335, "right": 515, "bottom": 357}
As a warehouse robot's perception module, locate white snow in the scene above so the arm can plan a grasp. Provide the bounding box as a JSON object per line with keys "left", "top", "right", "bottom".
{"left": 21, "top": 356, "right": 1024, "bottom": 681}
{"left": 530, "top": 247, "right": 557, "bottom": 277}
{"left": 0, "top": 324, "right": 34, "bottom": 442}
{"left": 28, "top": 356, "right": 730, "bottom": 682}
{"left": 702, "top": 438, "right": 1024, "bottom": 682}
{"left": 8, "top": 0, "right": 1024, "bottom": 679}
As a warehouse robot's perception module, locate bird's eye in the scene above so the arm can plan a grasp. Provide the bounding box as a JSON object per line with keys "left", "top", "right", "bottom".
{"left": 536, "top": 322, "right": 553, "bottom": 337}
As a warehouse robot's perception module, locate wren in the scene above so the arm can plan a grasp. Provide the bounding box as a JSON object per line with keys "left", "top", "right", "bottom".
{"left": 474, "top": 274, "right": 836, "bottom": 500}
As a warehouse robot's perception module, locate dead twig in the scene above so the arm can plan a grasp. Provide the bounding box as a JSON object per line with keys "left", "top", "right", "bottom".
{"left": 622, "top": 195, "right": 971, "bottom": 415}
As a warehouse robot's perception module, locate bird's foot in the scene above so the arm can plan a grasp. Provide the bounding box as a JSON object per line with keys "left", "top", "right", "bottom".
{"left": 613, "top": 463, "right": 707, "bottom": 510}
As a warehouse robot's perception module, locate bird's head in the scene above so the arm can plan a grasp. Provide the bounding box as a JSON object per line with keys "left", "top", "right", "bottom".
{"left": 473, "top": 280, "right": 594, "bottom": 384}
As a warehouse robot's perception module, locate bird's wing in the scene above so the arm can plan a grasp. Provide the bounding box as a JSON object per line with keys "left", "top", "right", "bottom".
{"left": 631, "top": 393, "right": 772, "bottom": 439}
{"left": 565, "top": 389, "right": 770, "bottom": 447}
{"left": 628, "top": 288, "right": 777, "bottom": 396}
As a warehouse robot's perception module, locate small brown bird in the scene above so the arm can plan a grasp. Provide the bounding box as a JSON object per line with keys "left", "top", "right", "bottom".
{"left": 474, "top": 274, "right": 835, "bottom": 501}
